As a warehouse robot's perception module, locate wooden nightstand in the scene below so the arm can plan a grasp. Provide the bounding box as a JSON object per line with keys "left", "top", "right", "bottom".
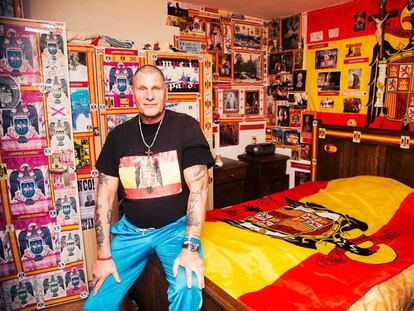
{"left": 238, "top": 153, "right": 289, "bottom": 200}
{"left": 213, "top": 157, "right": 248, "bottom": 209}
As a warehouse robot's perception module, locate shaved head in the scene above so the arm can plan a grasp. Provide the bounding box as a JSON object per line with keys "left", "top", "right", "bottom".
{"left": 133, "top": 65, "right": 165, "bottom": 86}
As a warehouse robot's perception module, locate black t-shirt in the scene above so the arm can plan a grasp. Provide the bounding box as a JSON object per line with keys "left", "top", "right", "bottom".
{"left": 96, "top": 110, "right": 214, "bottom": 228}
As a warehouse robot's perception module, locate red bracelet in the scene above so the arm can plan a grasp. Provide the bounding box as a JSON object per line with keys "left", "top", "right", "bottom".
{"left": 97, "top": 256, "right": 112, "bottom": 261}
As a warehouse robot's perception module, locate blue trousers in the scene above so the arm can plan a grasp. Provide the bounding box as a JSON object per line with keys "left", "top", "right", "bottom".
{"left": 84, "top": 216, "right": 203, "bottom": 311}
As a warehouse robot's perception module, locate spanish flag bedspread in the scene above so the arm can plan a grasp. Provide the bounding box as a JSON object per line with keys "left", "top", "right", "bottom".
{"left": 203, "top": 176, "right": 414, "bottom": 310}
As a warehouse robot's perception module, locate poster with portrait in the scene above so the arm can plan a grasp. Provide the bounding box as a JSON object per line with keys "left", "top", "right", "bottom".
{"left": 219, "top": 122, "right": 239, "bottom": 147}
{"left": 301, "top": 112, "right": 315, "bottom": 140}
{"left": 102, "top": 48, "right": 140, "bottom": 108}
{"left": 155, "top": 57, "right": 200, "bottom": 93}
{"left": 315, "top": 49, "right": 338, "bottom": 69}
{"left": 14, "top": 215, "right": 60, "bottom": 272}
{"left": 234, "top": 52, "right": 262, "bottom": 82}
{"left": 166, "top": 101, "right": 200, "bottom": 121}
{"left": 207, "top": 22, "right": 223, "bottom": 52}
{"left": 277, "top": 105, "right": 290, "bottom": 127}
{"left": 77, "top": 178, "right": 96, "bottom": 231}
{"left": 290, "top": 109, "right": 301, "bottom": 127}
{"left": 269, "top": 52, "right": 293, "bottom": 75}
{"left": 223, "top": 90, "right": 240, "bottom": 114}
{"left": 293, "top": 70, "right": 306, "bottom": 91}
{"left": 293, "top": 50, "right": 303, "bottom": 70}
{"left": 233, "top": 23, "right": 262, "bottom": 50}
{"left": 292, "top": 92, "right": 308, "bottom": 109}
{"left": 281, "top": 15, "right": 300, "bottom": 50}
{"left": 245, "top": 90, "right": 260, "bottom": 115}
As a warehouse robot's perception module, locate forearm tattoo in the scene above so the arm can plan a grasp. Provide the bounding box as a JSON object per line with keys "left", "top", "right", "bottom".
{"left": 187, "top": 190, "right": 201, "bottom": 227}
{"left": 107, "top": 209, "right": 112, "bottom": 225}
{"left": 98, "top": 173, "right": 109, "bottom": 185}
{"left": 95, "top": 204, "right": 105, "bottom": 247}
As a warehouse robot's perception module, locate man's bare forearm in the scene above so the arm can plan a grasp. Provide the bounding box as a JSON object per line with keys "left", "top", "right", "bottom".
{"left": 184, "top": 165, "right": 209, "bottom": 237}
{"left": 95, "top": 172, "right": 116, "bottom": 257}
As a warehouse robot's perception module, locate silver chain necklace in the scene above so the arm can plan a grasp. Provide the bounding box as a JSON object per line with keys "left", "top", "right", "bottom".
{"left": 138, "top": 114, "right": 164, "bottom": 160}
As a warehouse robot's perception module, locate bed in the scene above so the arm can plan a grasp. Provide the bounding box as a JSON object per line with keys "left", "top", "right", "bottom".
{"left": 131, "top": 124, "right": 414, "bottom": 310}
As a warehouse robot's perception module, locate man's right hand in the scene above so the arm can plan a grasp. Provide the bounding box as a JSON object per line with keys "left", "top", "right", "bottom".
{"left": 91, "top": 259, "right": 121, "bottom": 296}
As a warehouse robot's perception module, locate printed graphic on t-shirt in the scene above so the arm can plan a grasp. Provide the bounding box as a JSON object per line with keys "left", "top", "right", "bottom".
{"left": 119, "top": 150, "right": 182, "bottom": 199}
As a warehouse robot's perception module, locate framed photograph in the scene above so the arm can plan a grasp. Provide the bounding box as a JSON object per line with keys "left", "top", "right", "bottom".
{"left": 0, "top": 0, "right": 23, "bottom": 17}
{"left": 233, "top": 23, "right": 262, "bottom": 50}
{"left": 220, "top": 122, "right": 239, "bottom": 147}
{"left": 290, "top": 109, "right": 301, "bottom": 127}
{"left": 293, "top": 50, "right": 303, "bottom": 70}
{"left": 272, "top": 127, "right": 284, "bottom": 145}
{"left": 269, "top": 52, "right": 293, "bottom": 75}
{"left": 320, "top": 98, "right": 335, "bottom": 108}
{"left": 277, "top": 105, "right": 290, "bottom": 127}
{"left": 223, "top": 90, "right": 240, "bottom": 113}
{"left": 218, "top": 53, "right": 232, "bottom": 79}
{"left": 245, "top": 90, "right": 260, "bottom": 115}
{"left": 187, "top": 16, "right": 206, "bottom": 36}
{"left": 281, "top": 15, "right": 300, "bottom": 50}
{"left": 291, "top": 148, "right": 300, "bottom": 161}
{"left": 268, "top": 84, "right": 289, "bottom": 101}
{"left": 233, "top": 52, "right": 262, "bottom": 82}
{"left": 293, "top": 70, "right": 306, "bottom": 91}
{"left": 207, "top": 22, "right": 223, "bottom": 52}
{"left": 167, "top": 1, "right": 189, "bottom": 31}
{"left": 302, "top": 112, "right": 315, "bottom": 133}
{"left": 300, "top": 143, "right": 311, "bottom": 161}
{"left": 155, "top": 56, "right": 200, "bottom": 93}
{"left": 348, "top": 68, "right": 362, "bottom": 89}
{"left": 317, "top": 72, "right": 341, "bottom": 92}
{"left": 354, "top": 11, "right": 366, "bottom": 31}
{"left": 292, "top": 92, "right": 307, "bottom": 109}
{"left": 315, "top": 49, "right": 338, "bottom": 69}
{"left": 345, "top": 43, "right": 362, "bottom": 57}
{"left": 284, "top": 129, "right": 300, "bottom": 146}
{"left": 343, "top": 97, "right": 362, "bottom": 113}
{"left": 268, "top": 19, "right": 281, "bottom": 52}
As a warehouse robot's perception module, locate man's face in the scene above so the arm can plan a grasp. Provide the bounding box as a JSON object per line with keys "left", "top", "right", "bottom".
{"left": 133, "top": 71, "right": 168, "bottom": 123}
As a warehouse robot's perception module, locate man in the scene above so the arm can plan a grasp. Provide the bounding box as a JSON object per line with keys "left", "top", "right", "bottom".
{"left": 84, "top": 194, "right": 95, "bottom": 207}
{"left": 84, "top": 65, "right": 214, "bottom": 310}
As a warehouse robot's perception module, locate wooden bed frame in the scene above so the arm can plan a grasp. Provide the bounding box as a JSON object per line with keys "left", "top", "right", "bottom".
{"left": 130, "top": 123, "right": 414, "bottom": 310}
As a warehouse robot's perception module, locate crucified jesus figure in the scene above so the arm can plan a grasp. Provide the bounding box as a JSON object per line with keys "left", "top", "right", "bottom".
{"left": 372, "top": 13, "right": 389, "bottom": 45}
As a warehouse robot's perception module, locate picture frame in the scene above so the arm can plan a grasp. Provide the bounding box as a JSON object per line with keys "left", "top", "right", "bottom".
{"left": 220, "top": 122, "right": 239, "bottom": 147}
{"left": 315, "top": 49, "right": 338, "bottom": 69}
{"left": 207, "top": 22, "right": 223, "bottom": 52}
{"left": 281, "top": 15, "right": 300, "bottom": 50}
{"left": 245, "top": 90, "right": 260, "bottom": 115}
{"left": 317, "top": 72, "right": 341, "bottom": 92}
{"left": 293, "top": 70, "right": 306, "bottom": 91}
{"left": 233, "top": 22, "right": 262, "bottom": 50}
{"left": 233, "top": 52, "right": 262, "bottom": 82}
{"left": 223, "top": 90, "right": 240, "bottom": 114}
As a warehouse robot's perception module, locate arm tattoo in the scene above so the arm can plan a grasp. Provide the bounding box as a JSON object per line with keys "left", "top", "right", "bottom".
{"left": 95, "top": 204, "right": 105, "bottom": 247}
{"left": 107, "top": 209, "right": 112, "bottom": 225}
{"left": 187, "top": 190, "right": 201, "bottom": 227}
{"left": 190, "top": 165, "right": 206, "bottom": 184}
{"left": 98, "top": 173, "right": 109, "bottom": 185}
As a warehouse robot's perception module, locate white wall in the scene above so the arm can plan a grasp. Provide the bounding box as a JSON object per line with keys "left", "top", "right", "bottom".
{"left": 23, "top": 0, "right": 178, "bottom": 48}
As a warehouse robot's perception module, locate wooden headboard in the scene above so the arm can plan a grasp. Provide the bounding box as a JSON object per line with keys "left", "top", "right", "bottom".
{"left": 312, "top": 123, "right": 414, "bottom": 188}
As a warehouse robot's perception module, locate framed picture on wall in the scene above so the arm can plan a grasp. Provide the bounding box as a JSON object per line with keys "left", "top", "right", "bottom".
{"left": 281, "top": 15, "right": 300, "bottom": 50}
{"left": 207, "top": 22, "right": 223, "bottom": 52}
{"left": 245, "top": 90, "right": 260, "bottom": 115}
{"left": 223, "top": 90, "right": 239, "bottom": 113}
{"left": 233, "top": 22, "right": 262, "bottom": 50}
{"left": 233, "top": 52, "right": 262, "bottom": 82}
{"left": 218, "top": 53, "right": 232, "bottom": 79}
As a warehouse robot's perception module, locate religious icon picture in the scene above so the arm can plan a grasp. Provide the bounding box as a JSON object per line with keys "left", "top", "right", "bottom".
{"left": 315, "top": 49, "right": 338, "bottom": 69}
{"left": 348, "top": 68, "right": 362, "bottom": 89}
{"left": 223, "top": 90, "right": 239, "bottom": 114}
{"left": 245, "top": 90, "right": 260, "bottom": 115}
{"left": 302, "top": 112, "right": 315, "bottom": 133}
{"left": 218, "top": 53, "right": 232, "bottom": 78}
{"left": 354, "top": 11, "right": 366, "bottom": 31}
{"left": 293, "top": 50, "right": 303, "bottom": 70}
{"left": 293, "top": 70, "right": 306, "bottom": 91}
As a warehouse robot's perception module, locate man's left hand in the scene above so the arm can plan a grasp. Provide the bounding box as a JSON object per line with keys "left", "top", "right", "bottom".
{"left": 173, "top": 249, "right": 204, "bottom": 289}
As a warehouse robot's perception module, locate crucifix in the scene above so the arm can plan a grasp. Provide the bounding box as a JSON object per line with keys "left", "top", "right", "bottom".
{"left": 368, "top": 0, "right": 399, "bottom": 60}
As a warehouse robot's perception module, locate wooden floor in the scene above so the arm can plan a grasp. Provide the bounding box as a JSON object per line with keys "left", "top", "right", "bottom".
{"left": 46, "top": 296, "right": 138, "bottom": 311}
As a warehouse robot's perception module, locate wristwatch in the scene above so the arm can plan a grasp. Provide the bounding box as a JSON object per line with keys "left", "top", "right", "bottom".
{"left": 182, "top": 240, "right": 200, "bottom": 252}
